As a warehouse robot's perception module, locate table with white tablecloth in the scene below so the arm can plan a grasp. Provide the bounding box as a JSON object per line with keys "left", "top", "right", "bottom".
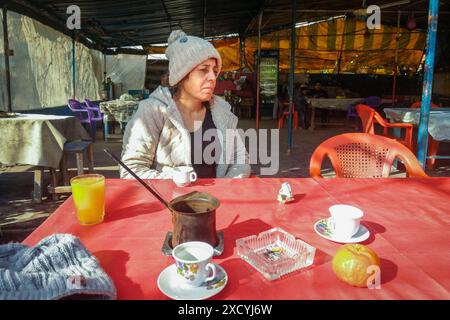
{"left": 0, "top": 114, "right": 91, "bottom": 168}
{"left": 0, "top": 113, "right": 91, "bottom": 202}
{"left": 306, "top": 98, "right": 362, "bottom": 130}
{"left": 384, "top": 108, "right": 450, "bottom": 141}
{"left": 99, "top": 99, "right": 140, "bottom": 140}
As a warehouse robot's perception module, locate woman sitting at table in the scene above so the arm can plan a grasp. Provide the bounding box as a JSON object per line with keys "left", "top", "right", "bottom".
{"left": 120, "top": 30, "right": 251, "bottom": 179}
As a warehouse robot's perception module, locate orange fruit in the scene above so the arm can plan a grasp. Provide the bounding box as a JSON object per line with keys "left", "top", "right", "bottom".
{"left": 332, "top": 244, "right": 380, "bottom": 288}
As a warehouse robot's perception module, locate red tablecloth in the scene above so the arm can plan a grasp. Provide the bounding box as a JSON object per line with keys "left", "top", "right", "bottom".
{"left": 24, "top": 178, "right": 450, "bottom": 300}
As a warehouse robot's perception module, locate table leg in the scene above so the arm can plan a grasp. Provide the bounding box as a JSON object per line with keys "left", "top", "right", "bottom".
{"left": 32, "top": 167, "right": 44, "bottom": 203}
{"left": 76, "top": 152, "right": 84, "bottom": 176}
{"left": 87, "top": 143, "right": 94, "bottom": 173}
{"left": 104, "top": 116, "right": 109, "bottom": 142}
{"left": 309, "top": 106, "right": 316, "bottom": 131}
{"left": 50, "top": 168, "right": 58, "bottom": 201}
{"left": 60, "top": 154, "right": 70, "bottom": 186}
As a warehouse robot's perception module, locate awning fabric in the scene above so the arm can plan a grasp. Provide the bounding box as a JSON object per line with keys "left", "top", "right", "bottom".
{"left": 244, "top": 17, "right": 426, "bottom": 75}
{"left": 145, "top": 18, "right": 425, "bottom": 75}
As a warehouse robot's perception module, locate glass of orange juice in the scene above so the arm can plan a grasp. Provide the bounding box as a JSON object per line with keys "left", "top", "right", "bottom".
{"left": 70, "top": 174, "right": 105, "bottom": 226}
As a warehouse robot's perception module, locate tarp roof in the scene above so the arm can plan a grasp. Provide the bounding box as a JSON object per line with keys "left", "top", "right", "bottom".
{"left": 5, "top": 0, "right": 450, "bottom": 51}
{"left": 160, "top": 16, "right": 426, "bottom": 75}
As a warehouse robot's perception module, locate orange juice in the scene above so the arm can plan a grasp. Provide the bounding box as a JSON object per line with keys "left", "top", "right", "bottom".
{"left": 70, "top": 174, "right": 105, "bottom": 225}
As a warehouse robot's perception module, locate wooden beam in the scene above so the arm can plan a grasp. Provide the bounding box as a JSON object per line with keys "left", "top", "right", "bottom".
{"left": 203, "top": 0, "right": 207, "bottom": 37}
{"left": 2, "top": 5, "right": 12, "bottom": 112}
{"left": 160, "top": 0, "right": 174, "bottom": 31}
{"left": 244, "top": 0, "right": 273, "bottom": 35}
{"left": 104, "top": 47, "right": 147, "bottom": 55}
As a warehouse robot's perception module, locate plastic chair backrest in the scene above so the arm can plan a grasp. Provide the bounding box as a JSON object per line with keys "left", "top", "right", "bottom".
{"left": 309, "top": 133, "right": 428, "bottom": 178}
{"left": 68, "top": 99, "right": 83, "bottom": 110}
{"left": 85, "top": 98, "right": 96, "bottom": 107}
{"left": 362, "top": 96, "right": 382, "bottom": 108}
{"left": 355, "top": 104, "right": 376, "bottom": 133}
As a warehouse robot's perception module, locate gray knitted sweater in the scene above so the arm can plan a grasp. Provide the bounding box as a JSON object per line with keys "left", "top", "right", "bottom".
{"left": 0, "top": 234, "right": 116, "bottom": 300}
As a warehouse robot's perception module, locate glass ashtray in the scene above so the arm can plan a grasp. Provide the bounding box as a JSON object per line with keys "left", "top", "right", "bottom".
{"left": 236, "top": 227, "right": 316, "bottom": 280}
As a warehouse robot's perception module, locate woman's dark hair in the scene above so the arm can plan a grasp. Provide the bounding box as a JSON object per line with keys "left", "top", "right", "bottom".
{"left": 169, "top": 81, "right": 211, "bottom": 110}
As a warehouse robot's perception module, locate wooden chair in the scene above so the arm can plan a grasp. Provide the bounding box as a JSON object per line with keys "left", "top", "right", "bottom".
{"left": 356, "top": 104, "right": 414, "bottom": 150}
{"left": 47, "top": 141, "right": 94, "bottom": 199}
{"left": 310, "top": 133, "right": 427, "bottom": 178}
{"left": 60, "top": 141, "right": 94, "bottom": 185}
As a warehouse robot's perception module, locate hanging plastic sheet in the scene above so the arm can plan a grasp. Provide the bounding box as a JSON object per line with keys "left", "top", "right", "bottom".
{"left": 0, "top": 10, "right": 5, "bottom": 110}
{"left": 0, "top": 11, "right": 100, "bottom": 110}
{"left": 105, "top": 54, "right": 147, "bottom": 98}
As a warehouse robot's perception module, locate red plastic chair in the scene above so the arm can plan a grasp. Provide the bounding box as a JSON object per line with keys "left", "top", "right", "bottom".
{"left": 410, "top": 101, "right": 440, "bottom": 169}
{"left": 410, "top": 101, "right": 439, "bottom": 109}
{"left": 356, "top": 104, "right": 414, "bottom": 150}
{"left": 309, "top": 133, "right": 428, "bottom": 178}
{"left": 278, "top": 102, "right": 298, "bottom": 130}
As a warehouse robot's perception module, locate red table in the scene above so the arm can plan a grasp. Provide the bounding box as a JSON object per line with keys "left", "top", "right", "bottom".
{"left": 24, "top": 178, "right": 450, "bottom": 300}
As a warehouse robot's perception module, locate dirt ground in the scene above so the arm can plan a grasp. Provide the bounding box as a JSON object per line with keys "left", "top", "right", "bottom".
{"left": 1, "top": 117, "right": 449, "bottom": 244}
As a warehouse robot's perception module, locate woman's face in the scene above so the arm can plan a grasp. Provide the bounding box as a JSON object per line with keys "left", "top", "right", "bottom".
{"left": 181, "top": 58, "right": 218, "bottom": 102}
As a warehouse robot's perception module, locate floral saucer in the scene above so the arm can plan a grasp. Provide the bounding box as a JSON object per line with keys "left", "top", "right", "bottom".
{"left": 157, "top": 263, "right": 227, "bottom": 300}
{"left": 314, "top": 218, "right": 370, "bottom": 243}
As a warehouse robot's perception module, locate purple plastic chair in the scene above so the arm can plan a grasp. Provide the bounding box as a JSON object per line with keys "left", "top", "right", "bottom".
{"left": 347, "top": 96, "right": 382, "bottom": 125}
{"left": 67, "top": 99, "right": 98, "bottom": 139}
{"left": 85, "top": 99, "right": 105, "bottom": 139}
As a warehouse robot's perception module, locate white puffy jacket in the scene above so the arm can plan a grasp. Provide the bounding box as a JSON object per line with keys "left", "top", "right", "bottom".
{"left": 120, "top": 86, "right": 251, "bottom": 179}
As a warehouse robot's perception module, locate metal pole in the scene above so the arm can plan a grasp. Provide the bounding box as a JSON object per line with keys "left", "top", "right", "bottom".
{"left": 256, "top": 12, "right": 262, "bottom": 129}
{"left": 287, "top": 0, "right": 296, "bottom": 154}
{"left": 392, "top": 11, "right": 401, "bottom": 106}
{"left": 2, "top": 6, "right": 12, "bottom": 112}
{"left": 72, "top": 35, "right": 76, "bottom": 99}
{"left": 417, "top": 0, "right": 439, "bottom": 168}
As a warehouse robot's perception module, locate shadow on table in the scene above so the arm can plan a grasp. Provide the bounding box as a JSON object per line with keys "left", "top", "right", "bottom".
{"left": 380, "top": 258, "right": 398, "bottom": 285}
{"left": 214, "top": 258, "right": 272, "bottom": 300}
{"left": 93, "top": 250, "right": 145, "bottom": 299}
{"left": 219, "top": 217, "right": 274, "bottom": 259}
{"left": 361, "top": 220, "right": 386, "bottom": 245}
{"left": 312, "top": 247, "right": 332, "bottom": 267}
{"left": 104, "top": 201, "right": 165, "bottom": 223}
{"left": 285, "top": 193, "right": 306, "bottom": 204}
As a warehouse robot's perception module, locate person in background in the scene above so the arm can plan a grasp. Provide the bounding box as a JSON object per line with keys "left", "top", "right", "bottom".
{"left": 294, "top": 83, "right": 310, "bottom": 129}
{"left": 120, "top": 30, "right": 250, "bottom": 179}
{"left": 308, "top": 81, "right": 329, "bottom": 126}
{"left": 309, "top": 81, "right": 328, "bottom": 98}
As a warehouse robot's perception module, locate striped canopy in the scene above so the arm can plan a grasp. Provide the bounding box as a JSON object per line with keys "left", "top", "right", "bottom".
{"left": 146, "top": 17, "right": 426, "bottom": 75}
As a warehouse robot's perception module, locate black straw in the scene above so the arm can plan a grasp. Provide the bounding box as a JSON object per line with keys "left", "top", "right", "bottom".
{"left": 104, "top": 148, "right": 169, "bottom": 209}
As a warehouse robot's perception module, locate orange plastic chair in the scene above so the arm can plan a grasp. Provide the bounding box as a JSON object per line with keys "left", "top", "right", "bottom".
{"left": 410, "top": 101, "right": 440, "bottom": 169}
{"left": 309, "top": 133, "right": 428, "bottom": 178}
{"left": 410, "top": 101, "right": 439, "bottom": 109}
{"left": 278, "top": 102, "right": 298, "bottom": 130}
{"left": 356, "top": 104, "right": 413, "bottom": 150}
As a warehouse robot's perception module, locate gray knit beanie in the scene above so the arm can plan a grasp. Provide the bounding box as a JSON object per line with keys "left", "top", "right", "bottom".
{"left": 165, "top": 30, "right": 222, "bottom": 86}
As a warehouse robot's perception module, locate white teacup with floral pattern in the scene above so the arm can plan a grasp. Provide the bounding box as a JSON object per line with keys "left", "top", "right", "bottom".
{"left": 172, "top": 241, "right": 217, "bottom": 287}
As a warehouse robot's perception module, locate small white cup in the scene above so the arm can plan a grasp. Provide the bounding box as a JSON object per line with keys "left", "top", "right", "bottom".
{"left": 172, "top": 166, "right": 197, "bottom": 187}
{"left": 172, "top": 241, "right": 217, "bottom": 287}
{"left": 328, "top": 205, "right": 364, "bottom": 239}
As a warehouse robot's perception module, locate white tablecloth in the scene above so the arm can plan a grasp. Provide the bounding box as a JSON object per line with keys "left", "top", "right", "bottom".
{"left": 307, "top": 98, "right": 362, "bottom": 111}
{"left": 0, "top": 114, "right": 90, "bottom": 168}
{"left": 384, "top": 108, "right": 450, "bottom": 141}
{"left": 99, "top": 100, "right": 139, "bottom": 125}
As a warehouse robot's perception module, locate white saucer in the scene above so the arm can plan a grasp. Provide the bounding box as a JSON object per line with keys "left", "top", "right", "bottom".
{"left": 314, "top": 218, "right": 370, "bottom": 243}
{"left": 157, "top": 263, "right": 228, "bottom": 300}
